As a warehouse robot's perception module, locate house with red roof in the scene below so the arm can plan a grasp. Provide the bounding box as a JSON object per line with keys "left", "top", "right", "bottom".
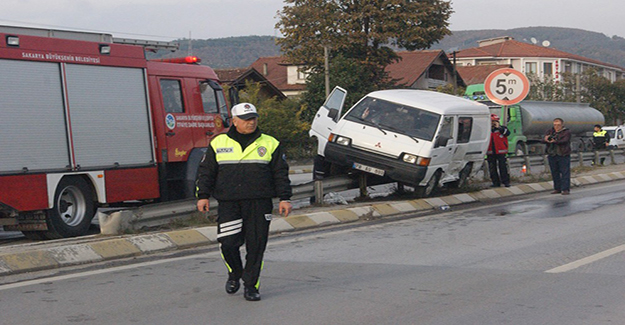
{"left": 387, "top": 50, "right": 464, "bottom": 89}
{"left": 249, "top": 56, "right": 307, "bottom": 98}
{"left": 214, "top": 67, "right": 286, "bottom": 100}
{"left": 454, "top": 36, "right": 625, "bottom": 84}
{"left": 455, "top": 64, "right": 511, "bottom": 86}
{"left": 249, "top": 51, "right": 463, "bottom": 97}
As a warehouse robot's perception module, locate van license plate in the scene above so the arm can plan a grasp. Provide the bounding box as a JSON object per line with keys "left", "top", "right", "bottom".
{"left": 353, "top": 162, "right": 385, "bottom": 176}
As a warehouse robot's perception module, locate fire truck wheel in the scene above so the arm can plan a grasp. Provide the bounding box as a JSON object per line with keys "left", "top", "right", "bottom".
{"left": 45, "top": 177, "right": 95, "bottom": 239}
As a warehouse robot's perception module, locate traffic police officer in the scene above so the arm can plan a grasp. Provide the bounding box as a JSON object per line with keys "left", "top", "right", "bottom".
{"left": 592, "top": 124, "right": 610, "bottom": 165}
{"left": 196, "top": 103, "right": 292, "bottom": 301}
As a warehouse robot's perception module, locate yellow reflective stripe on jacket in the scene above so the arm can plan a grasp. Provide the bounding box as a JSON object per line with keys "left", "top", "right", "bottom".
{"left": 593, "top": 130, "right": 607, "bottom": 137}
{"left": 210, "top": 133, "right": 279, "bottom": 165}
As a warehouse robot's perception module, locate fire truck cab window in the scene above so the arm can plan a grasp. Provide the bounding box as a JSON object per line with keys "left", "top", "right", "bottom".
{"left": 160, "top": 79, "right": 185, "bottom": 113}
{"left": 200, "top": 81, "right": 218, "bottom": 114}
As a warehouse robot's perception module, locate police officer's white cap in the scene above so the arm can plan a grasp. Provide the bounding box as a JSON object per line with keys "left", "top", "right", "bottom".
{"left": 231, "top": 103, "right": 259, "bottom": 120}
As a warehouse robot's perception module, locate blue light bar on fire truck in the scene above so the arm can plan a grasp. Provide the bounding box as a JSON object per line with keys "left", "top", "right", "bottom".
{"left": 154, "top": 56, "right": 201, "bottom": 64}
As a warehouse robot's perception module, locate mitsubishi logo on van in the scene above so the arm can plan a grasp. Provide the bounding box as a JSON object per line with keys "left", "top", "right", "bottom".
{"left": 375, "top": 142, "right": 382, "bottom": 148}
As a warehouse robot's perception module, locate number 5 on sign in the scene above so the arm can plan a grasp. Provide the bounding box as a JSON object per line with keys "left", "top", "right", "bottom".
{"left": 484, "top": 68, "right": 530, "bottom": 105}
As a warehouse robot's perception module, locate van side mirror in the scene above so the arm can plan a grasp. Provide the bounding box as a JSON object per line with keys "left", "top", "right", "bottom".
{"left": 223, "top": 116, "right": 231, "bottom": 128}
{"left": 434, "top": 135, "right": 450, "bottom": 148}
{"left": 327, "top": 108, "right": 339, "bottom": 120}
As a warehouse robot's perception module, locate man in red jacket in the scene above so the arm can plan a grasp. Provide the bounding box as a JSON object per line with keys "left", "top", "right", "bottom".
{"left": 487, "top": 114, "right": 511, "bottom": 187}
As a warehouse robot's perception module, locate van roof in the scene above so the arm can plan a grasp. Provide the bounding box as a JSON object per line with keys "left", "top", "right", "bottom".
{"left": 367, "top": 89, "right": 490, "bottom": 115}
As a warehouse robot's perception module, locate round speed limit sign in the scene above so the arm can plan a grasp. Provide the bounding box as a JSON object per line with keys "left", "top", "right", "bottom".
{"left": 484, "top": 68, "right": 530, "bottom": 105}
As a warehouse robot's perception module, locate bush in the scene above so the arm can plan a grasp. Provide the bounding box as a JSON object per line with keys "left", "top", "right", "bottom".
{"left": 237, "top": 81, "right": 314, "bottom": 159}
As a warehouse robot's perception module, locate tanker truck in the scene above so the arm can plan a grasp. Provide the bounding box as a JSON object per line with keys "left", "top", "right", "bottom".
{"left": 465, "top": 84, "right": 605, "bottom": 155}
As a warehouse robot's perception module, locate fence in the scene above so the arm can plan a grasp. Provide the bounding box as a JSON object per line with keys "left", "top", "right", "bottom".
{"left": 104, "top": 149, "right": 624, "bottom": 233}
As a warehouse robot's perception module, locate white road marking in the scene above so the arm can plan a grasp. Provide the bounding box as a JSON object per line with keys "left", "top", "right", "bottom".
{"left": 545, "top": 243, "right": 625, "bottom": 273}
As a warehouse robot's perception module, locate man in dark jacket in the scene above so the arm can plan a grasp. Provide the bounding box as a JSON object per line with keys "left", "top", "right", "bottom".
{"left": 487, "top": 114, "right": 511, "bottom": 187}
{"left": 544, "top": 118, "right": 572, "bottom": 195}
{"left": 196, "top": 102, "right": 292, "bottom": 301}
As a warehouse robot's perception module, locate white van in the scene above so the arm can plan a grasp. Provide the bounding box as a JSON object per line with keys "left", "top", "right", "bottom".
{"left": 310, "top": 87, "right": 491, "bottom": 196}
{"left": 603, "top": 125, "right": 625, "bottom": 149}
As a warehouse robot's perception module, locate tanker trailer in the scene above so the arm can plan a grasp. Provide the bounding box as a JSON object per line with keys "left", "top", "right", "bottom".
{"left": 499, "top": 101, "right": 605, "bottom": 155}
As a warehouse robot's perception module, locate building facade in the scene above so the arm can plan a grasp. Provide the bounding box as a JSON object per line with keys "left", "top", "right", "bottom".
{"left": 454, "top": 36, "right": 625, "bottom": 84}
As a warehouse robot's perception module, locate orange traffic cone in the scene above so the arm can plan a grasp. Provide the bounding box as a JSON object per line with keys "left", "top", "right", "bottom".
{"left": 521, "top": 164, "right": 527, "bottom": 174}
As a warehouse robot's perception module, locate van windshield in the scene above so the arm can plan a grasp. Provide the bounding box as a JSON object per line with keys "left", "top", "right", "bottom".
{"left": 344, "top": 96, "right": 441, "bottom": 141}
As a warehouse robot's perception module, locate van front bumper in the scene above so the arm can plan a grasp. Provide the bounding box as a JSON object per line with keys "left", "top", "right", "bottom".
{"left": 324, "top": 142, "right": 427, "bottom": 186}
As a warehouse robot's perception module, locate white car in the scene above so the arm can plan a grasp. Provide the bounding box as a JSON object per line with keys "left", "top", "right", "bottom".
{"left": 603, "top": 125, "right": 625, "bottom": 148}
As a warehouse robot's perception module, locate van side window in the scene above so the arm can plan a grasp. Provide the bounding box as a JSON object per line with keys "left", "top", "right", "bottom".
{"left": 457, "top": 117, "right": 473, "bottom": 143}
{"left": 160, "top": 79, "right": 185, "bottom": 113}
{"left": 439, "top": 116, "right": 454, "bottom": 139}
{"left": 200, "top": 81, "right": 218, "bottom": 114}
{"left": 618, "top": 129, "right": 623, "bottom": 139}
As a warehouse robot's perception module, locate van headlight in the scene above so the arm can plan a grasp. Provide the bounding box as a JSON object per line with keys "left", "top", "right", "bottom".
{"left": 402, "top": 153, "right": 431, "bottom": 166}
{"left": 402, "top": 153, "right": 418, "bottom": 164}
{"left": 334, "top": 135, "right": 352, "bottom": 146}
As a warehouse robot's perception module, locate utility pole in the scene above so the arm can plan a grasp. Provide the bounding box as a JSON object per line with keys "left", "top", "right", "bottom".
{"left": 324, "top": 46, "right": 330, "bottom": 97}
{"left": 576, "top": 74, "right": 581, "bottom": 103}
{"left": 188, "top": 31, "right": 192, "bottom": 56}
{"left": 452, "top": 51, "right": 457, "bottom": 94}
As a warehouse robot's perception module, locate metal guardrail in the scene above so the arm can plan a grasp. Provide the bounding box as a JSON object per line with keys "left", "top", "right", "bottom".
{"left": 108, "top": 148, "right": 624, "bottom": 233}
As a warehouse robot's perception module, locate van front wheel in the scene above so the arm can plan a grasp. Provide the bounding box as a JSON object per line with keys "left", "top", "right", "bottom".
{"left": 448, "top": 164, "right": 472, "bottom": 189}
{"left": 417, "top": 170, "right": 442, "bottom": 198}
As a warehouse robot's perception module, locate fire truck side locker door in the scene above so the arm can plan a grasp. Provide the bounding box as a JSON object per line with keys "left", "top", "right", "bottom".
{"left": 0, "top": 59, "right": 70, "bottom": 173}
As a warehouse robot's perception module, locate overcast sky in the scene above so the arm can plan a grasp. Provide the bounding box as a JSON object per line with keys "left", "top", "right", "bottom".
{"left": 2, "top": 0, "right": 623, "bottom": 41}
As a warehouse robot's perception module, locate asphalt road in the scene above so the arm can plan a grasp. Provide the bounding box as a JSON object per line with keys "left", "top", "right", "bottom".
{"left": 2, "top": 180, "right": 625, "bottom": 324}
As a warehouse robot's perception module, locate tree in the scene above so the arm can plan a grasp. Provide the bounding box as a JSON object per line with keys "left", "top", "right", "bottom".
{"left": 526, "top": 73, "right": 567, "bottom": 101}
{"left": 524, "top": 69, "right": 625, "bottom": 125}
{"left": 237, "top": 81, "right": 313, "bottom": 157}
{"left": 301, "top": 53, "right": 382, "bottom": 122}
{"left": 580, "top": 70, "right": 625, "bottom": 125}
{"left": 276, "top": 0, "right": 453, "bottom": 119}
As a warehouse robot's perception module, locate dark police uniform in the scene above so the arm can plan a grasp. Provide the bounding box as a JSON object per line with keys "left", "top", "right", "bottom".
{"left": 196, "top": 126, "right": 291, "bottom": 292}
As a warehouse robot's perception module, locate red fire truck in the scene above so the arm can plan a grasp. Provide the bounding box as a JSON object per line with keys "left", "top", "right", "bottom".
{"left": 0, "top": 26, "right": 230, "bottom": 239}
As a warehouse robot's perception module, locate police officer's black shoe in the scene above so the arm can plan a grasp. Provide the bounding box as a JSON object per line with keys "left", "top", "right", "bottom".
{"left": 225, "top": 279, "right": 240, "bottom": 294}
{"left": 244, "top": 287, "right": 261, "bottom": 301}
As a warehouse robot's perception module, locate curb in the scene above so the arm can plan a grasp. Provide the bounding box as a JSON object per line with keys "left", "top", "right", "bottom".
{"left": 2, "top": 171, "right": 624, "bottom": 276}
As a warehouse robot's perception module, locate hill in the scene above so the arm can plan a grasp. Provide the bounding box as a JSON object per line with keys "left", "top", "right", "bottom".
{"left": 147, "top": 27, "right": 625, "bottom": 69}
{"left": 431, "top": 27, "right": 625, "bottom": 68}
{"left": 147, "top": 35, "right": 281, "bottom": 69}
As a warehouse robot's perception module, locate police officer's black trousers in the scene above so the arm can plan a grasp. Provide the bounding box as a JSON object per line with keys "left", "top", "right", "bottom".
{"left": 217, "top": 198, "right": 272, "bottom": 290}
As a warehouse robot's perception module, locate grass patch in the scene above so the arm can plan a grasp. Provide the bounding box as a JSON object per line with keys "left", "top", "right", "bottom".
{"left": 165, "top": 211, "right": 216, "bottom": 230}
{"left": 510, "top": 172, "right": 552, "bottom": 183}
